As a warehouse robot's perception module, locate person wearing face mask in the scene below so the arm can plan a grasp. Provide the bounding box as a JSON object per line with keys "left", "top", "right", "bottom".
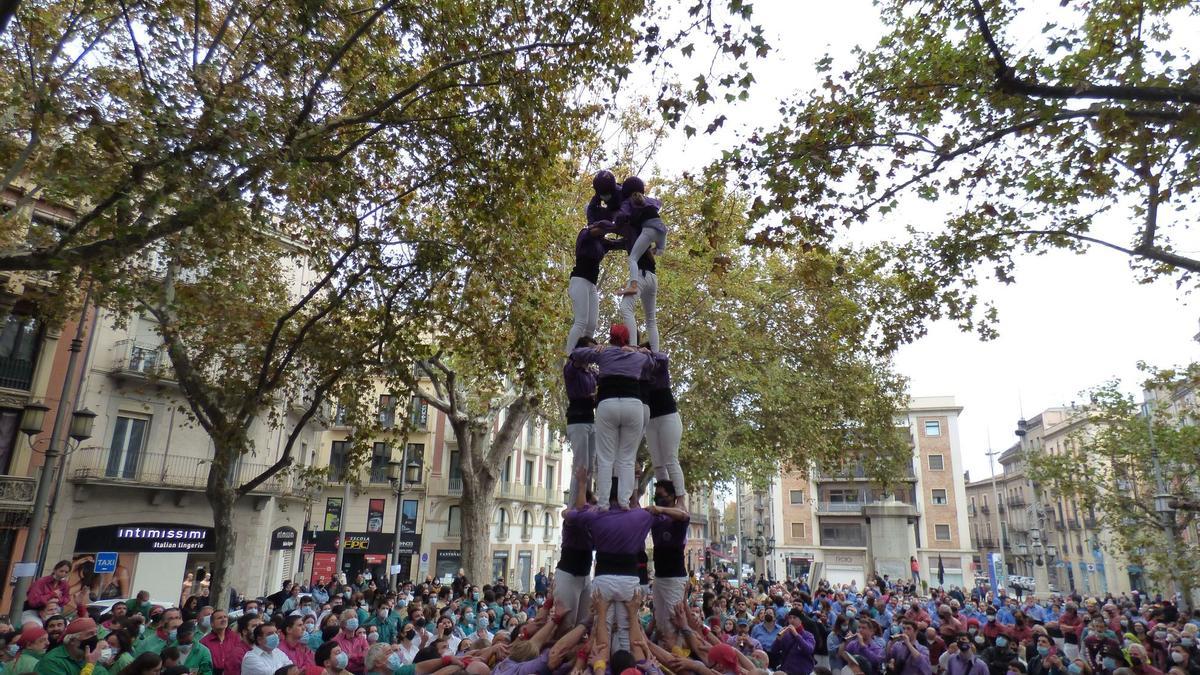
{"left": 1099, "top": 644, "right": 1129, "bottom": 674}
{"left": 174, "top": 621, "right": 213, "bottom": 675}
{"left": 1167, "top": 646, "right": 1200, "bottom": 675}
{"left": 753, "top": 610, "right": 785, "bottom": 653}
{"left": 332, "top": 610, "right": 367, "bottom": 674}
{"left": 1028, "top": 635, "right": 1064, "bottom": 675}
{"left": 649, "top": 480, "right": 690, "bottom": 646}
{"left": 134, "top": 609, "right": 182, "bottom": 657}
{"left": 314, "top": 643, "right": 349, "bottom": 675}
{"left": 1128, "top": 643, "right": 1163, "bottom": 675}
{"left": 34, "top": 618, "right": 105, "bottom": 675}
{"left": 984, "top": 612, "right": 1011, "bottom": 642}
{"left": 278, "top": 616, "right": 314, "bottom": 671}
{"left": 363, "top": 604, "right": 397, "bottom": 646}
{"left": 103, "top": 631, "right": 134, "bottom": 674}
{"left": 240, "top": 623, "right": 292, "bottom": 675}
{"left": 947, "top": 636, "right": 991, "bottom": 675}
{"left": 394, "top": 626, "right": 419, "bottom": 666}
{"left": 195, "top": 608, "right": 215, "bottom": 640}
{"left": 982, "top": 630, "right": 1020, "bottom": 675}
{"left": 13, "top": 625, "right": 50, "bottom": 675}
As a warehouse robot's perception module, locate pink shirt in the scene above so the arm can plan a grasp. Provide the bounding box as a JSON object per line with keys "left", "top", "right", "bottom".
{"left": 279, "top": 638, "right": 315, "bottom": 671}
{"left": 332, "top": 632, "right": 368, "bottom": 674}
{"left": 201, "top": 630, "right": 252, "bottom": 675}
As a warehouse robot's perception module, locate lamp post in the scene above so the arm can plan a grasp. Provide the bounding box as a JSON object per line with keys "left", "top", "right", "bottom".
{"left": 388, "top": 456, "right": 422, "bottom": 591}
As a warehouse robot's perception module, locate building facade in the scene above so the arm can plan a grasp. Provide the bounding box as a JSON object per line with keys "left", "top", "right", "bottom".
{"left": 770, "top": 396, "right": 975, "bottom": 590}
{"left": 964, "top": 407, "right": 1137, "bottom": 597}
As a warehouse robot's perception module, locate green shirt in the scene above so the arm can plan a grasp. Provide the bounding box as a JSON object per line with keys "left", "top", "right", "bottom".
{"left": 11, "top": 649, "right": 44, "bottom": 675}
{"left": 133, "top": 631, "right": 175, "bottom": 657}
{"left": 110, "top": 652, "right": 133, "bottom": 674}
{"left": 180, "top": 642, "right": 213, "bottom": 675}
{"left": 34, "top": 646, "right": 110, "bottom": 675}
{"left": 363, "top": 615, "right": 399, "bottom": 645}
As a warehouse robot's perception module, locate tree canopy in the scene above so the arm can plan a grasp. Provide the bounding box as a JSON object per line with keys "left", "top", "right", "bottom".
{"left": 737, "top": 0, "right": 1200, "bottom": 337}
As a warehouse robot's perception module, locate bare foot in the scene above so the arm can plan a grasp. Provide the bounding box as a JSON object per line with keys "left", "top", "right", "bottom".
{"left": 619, "top": 283, "right": 638, "bottom": 296}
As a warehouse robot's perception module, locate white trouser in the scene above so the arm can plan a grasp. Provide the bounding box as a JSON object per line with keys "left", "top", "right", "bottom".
{"left": 652, "top": 576, "right": 688, "bottom": 639}
{"left": 565, "top": 422, "right": 595, "bottom": 505}
{"left": 627, "top": 220, "right": 667, "bottom": 286}
{"left": 595, "top": 398, "right": 644, "bottom": 508}
{"left": 646, "top": 412, "right": 685, "bottom": 495}
{"left": 552, "top": 569, "right": 591, "bottom": 629}
{"left": 593, "top": 575, "right": 638, "bottom": 654}
{"left": 619, "top": 269, "right": 658, "bottom": 351}
{"left": 566, "top": 276, "right": 599, "bottom": 355}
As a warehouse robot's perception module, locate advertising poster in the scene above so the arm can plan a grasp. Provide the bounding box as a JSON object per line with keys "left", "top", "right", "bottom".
{"left": 401, "top": 499, "right": 418, "bottom": 534}
{"left": 367, "top": 499, "right": 385, "bottom": 533}
{"left": 324, "top": 497, "right": 342, "bottom": 531}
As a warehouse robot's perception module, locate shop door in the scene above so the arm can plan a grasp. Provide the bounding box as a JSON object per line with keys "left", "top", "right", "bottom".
{"left": 518, "top": 552, "right": 532, "bottom": 593}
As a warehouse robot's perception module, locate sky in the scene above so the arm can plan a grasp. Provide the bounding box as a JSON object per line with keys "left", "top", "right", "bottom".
{"left": 642, "top": 0, "right": 1200, "bottom": 480}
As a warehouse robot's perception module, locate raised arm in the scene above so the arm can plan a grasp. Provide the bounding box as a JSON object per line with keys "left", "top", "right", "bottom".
{"left": 647, "top": 504, "right": 690, "bottom": 522}
{"left": 548, "top": 624, "right": 587, "bottom": 669}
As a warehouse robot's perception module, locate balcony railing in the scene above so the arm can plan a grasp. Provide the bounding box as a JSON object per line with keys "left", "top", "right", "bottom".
{"left": 976, "top": 537, "right": 996, "bottom": 548}
{"left": 110, "top": 340, "right": 174, "bottom": 380}
{"left": 967, "top": 505, "right": 976, "bottom": 516}
{"left": 817, "top": 464, "right": 917, "bottom": 481}
{"left": 1083, "top": 516, "right": 1099, "bottom": 529}
{"left": 0, "top": 476, "right": 36, "bottom": 517}
{"left": 820, "top": 533, "right": 867, "bottom": 547}
{"left": 0, "top": 355, "right": 34, "bottom": 390}
{"left": 72, "top": 446, "right": 293, "bottom": 494}
{"left": 1067, "top": 518, "right": 1081, "bottom": 529}
{"left": 980, "top": 504, "right": 990, "bottom": 514}
{"left": 427, "top": 475, "right": 553, "bottom": 503}
{"left": 1009, "top": 495, "right": 1026, "bottom": 507}
{"left": 817, "top": 501, "right": 864, "bottom": 514}
{"left": 521, "top": 526, "right": 532, "bottom": 541}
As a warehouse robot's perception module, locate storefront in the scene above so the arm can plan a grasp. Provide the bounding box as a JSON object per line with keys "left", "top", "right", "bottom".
{"left": 785, "top": 552, "right": 814, "bottom": 581}
{"left": 434, "top": 549, "right": 460, "bottom": 582}
{"left": 266, "top": 527, "right": 297, "bottom": 593}
{"left": 69, "top": 523, "right": 216, "bottom": 606}
{"left": 306, "top": 531, "right": 420, "bottom": 585}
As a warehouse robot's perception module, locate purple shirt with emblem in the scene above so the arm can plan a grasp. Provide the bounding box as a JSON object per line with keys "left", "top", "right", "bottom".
{"left": 651, "top": 513, "right": 689, "bottom": 549}
{"left": 563, "top": 360, "right": 596, "bottom": 400}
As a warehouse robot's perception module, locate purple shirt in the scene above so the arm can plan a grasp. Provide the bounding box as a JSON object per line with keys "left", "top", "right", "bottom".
{"left": 888, "top": 640, "right": 932, "bottom": 675}
{"left": 771, "top": 627, "right": 817, "bottom": 675}
{"left": 563, "top": 360, "right": 596, "bottom": 400}
{"left": 587, "top": 195, "right": 620, "bottom": 224}
{"left": 614, "top": 195, "right": 662, "bottom": 232}
{"left": 846, "top": 637, "right": 886, "bottom": 671}
{"left": 575, "top": 226, "right": 624, "bottom": 262}
{"left": 651, "top": 513, "right": 689, "bottom": 549}
{"left": 561, "top": 506, "right": 594, "bottom": 551}
{"left": 493, "top": 651, "right": 550, "bottom": 675}
{"left": 570, "top": 347, "right": 653, "bottom": 381}
{"left": 568, "top": 507, "right": 653, "bottom": 555}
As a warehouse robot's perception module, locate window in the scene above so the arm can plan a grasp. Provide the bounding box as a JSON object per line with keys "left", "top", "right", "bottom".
{"left": 928, "top": 454, "right": 945, "bottom": 471}
{"left": 328, "top": 441, "right": 349, "bottom": 480}
{"left": 924, "top": 420, "right": 941, "bottom": 436}
{"left": 526, "top": 421, "right": 536, "bottom": 447}
{"left": 378, "top": 394, "right": 396, "bottom": 429}
{"left": 447, "top": 506, "right": 461, "bottom": 536}
{"left": 827, "top": 489, "right": 860, "bottom": 503}
{"left": 820, "top": 524, "right": 865, "bottom": 547}
{"left": 409, "top": 397, "right": 428, "bottom": 428}
{"left": 932, "top": 489, "right": 948, "bottom": 505}
{"left": 406, "top": 443, "right": 425, "bottom": 477}
{"left": 333, "top": 403, "right": 348, "bottom": 426}
{"left": 449, "top": 450, "right": 462, "bottom": 480}
{"left": 789, "top": 490, "right": 806, "bottom": 505}
{"left": 502, "top": 457, "right": 512, "bottom": 483}
{"left": 369, "top": 443, "right": 390, "bottom": 483}
{"left": 791, "top": 522, "right": 806, "bottom": 539}
{"left": 0, "top": 314, "right": 40, "bottom": 390}
{"left": 496, "top": 508, "right": 509, "bottom": 538}
{"left": 546, "top": 464, "right": 556, "bottom": 495}
{"left": 934, "top": 524, "right": 952, "bottom": 541}
{"left": 522, "top": 510, "right": 532, "bottom": 539}
{"left": 106, "top": 415, "right": 150, "bottom": 479}
{"left": 524, "top": 460, "right": 534, "bottom": 485}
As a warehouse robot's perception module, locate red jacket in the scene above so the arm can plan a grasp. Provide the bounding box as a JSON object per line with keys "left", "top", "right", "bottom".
{"left": 201, "top": 630, "right": 252, "bottom": 675}
{"left": 27, "top": 575, "right": 71, "bottom": 610}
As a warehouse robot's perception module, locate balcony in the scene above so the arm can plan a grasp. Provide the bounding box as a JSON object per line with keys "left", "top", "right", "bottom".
{"left": 817, "top": 464, "right": 917, "bottom": 482}
{"left": 71, "top": 447, "right": 293, "bottom": 494}
{"left": 521, "top": 525, "right": 532, "bottom": 542}
{"left": 0, "top": 355, "right": 34, "bottom": 390}
{"left": 1009, "top": 495, "right": 1026, "bottom": 507}
{"left": 980, "top": 504, "right": 990, "bottom": 514}
{"left": 975, "top": 537, "right": 996, "bottom": 548}
{"left": 427, "top": 475, "right": 555, "bottom": 504}
{"left": 1067, "top": 518, "right": 1081, "bottom": 530}
{"left": 817, "top": 501, "right": 864, "bottom": 514}
{"left": 0, "top": 476, "right": 36, "bottom": 525}
{"left": 967, "top": 504, "right": 976, "bottom": 516}
{"left": 1083, "top": 516, "right": 1099, "bottom": 529}
{"left": 110, "top": 340, "right": 174, "bottom": 381}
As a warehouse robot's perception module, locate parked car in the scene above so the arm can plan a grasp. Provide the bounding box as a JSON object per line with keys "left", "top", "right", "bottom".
{"left": 89, "top": 597, "right": 176, "bottom": 617}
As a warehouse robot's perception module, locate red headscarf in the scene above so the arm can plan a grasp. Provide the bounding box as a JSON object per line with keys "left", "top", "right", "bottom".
{"left": 609, "top": 323, "right": 630, "bottom": 347}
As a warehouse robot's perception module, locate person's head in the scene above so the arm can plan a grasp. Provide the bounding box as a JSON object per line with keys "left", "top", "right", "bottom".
{"left": 176, "top": 621, "right": 196, "bottom": 646}
{"left": 763, "top": 610, "right": 775, "bottom": 624}
{"left": 281, "top": 614, "right": 306, "bottom": 642}
{"left": 50, "top": 561, "right": 71, "bottom": 582}
{"left": 611, "top": 648, "right": 638, "bottom": 675}
{"left": 62, "top": 618, "right": 99, "bottom": 660}
{"left": 106, "top": 628, "right": 131, "bottom": 656}
{"left": 16, "top": 625, "right": 48, "bottom": 654}
{"left": 1171, "top": 645, "right": 1190, "bottom": 666}
{"left": 253, "top": 623, "right": 279, "bottom": 651}
{"left": 274, "top": 667, "right": 299, "bottom": 675}
{"left": 736, "top": 619, "right": 750, "bottom": 635}
{"left": 787, "top": 608, "right": 805, "bottom": 630}
{"left": 339, "top": 609, "right": 358, "bottom": 633}
{"left": 316, "top": 641, "right": 347, "bottom": 672}
{"left": 858, "top": 619, "right": 877, "bottom": 640}
{"left": 161, "top": 608, "right": 183, "bottom": 632}
{"left": 620, "top": 176, "right": 645, "bottom": 201}
{"left": 901, "top": 620, "right": 918, "bottom": 639}
{"left": 124, "top": 652, "right": 163, "bottom": 675}
{"left": 609, "top": 323, "right": 630, "bottom": 347}
{"left": 243, "top": 599, "right": 260, "bottom": 615}
{"left": 237, "top": 614, "right": 261, "bottom": 643}
{"left": 45, "top": 615, "right": 65, "bottom": 642}
{"left": 1007, "top": 661, "right": 1028, "bottom": 675}
{"left": 723, "top": 617, "right": 735, "bottom": 634}
{"left": 593, "top": 171, "right": 618, "bottom": 200}
{"left": 40, "top": 600, "right": 60, "bottom": 619}
{"left": 161, "top": 646, "right": 181, "bottom": 667}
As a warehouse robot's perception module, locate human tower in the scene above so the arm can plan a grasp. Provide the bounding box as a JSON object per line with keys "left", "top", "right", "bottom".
{"left": 554, "top": 171, "right": 693, "bottom": 657}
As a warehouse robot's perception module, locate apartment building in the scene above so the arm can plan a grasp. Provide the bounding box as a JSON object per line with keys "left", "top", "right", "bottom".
{"left": 770, "top": 396, "right": 974, "bottom": 589}
{"left": 964, "top": 407, "right": 1136, "bottom": 597}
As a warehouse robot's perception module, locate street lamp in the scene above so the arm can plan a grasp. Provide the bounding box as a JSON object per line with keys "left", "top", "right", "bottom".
{"left": 68, "top": 409, "right": 96, "bottom": 443}
{"left": 388, "top": 456, "right": 422, "bottom": 590}
{"left": 20, "top": 401, "right": 49, "bottom": 438}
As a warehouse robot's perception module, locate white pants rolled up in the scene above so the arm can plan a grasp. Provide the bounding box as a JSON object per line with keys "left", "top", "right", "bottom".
{"left": 652, "top": 576, "right": 689, "bottom": 639}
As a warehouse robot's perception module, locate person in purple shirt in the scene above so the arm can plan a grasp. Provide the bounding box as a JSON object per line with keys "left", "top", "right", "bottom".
{"left": 842, "top": 619, "right": 886, "bottom": 673}
{"left": 771, "top": 607, "right": 817, "bottom": 675}
{"left": 649, "top": 480, "right": 690, "bottom": 645}
{"left": 614, "top": 176, "right": 665, "bottom": 298}
{"left": 586, "top": 170, "right": 621, "bottom": 225}
{"left": 565, "top": 220, "right": 626, "bottom": 356}
{"left": 887, "top": 620, "right": 932, "bottom": 675}
{"left": 554, "top": 469, "right": 597, "bottom": 632}
{"left": 569, "top": 325, "right": 654, "bottom": 510}
{"left": 946, "top": 636, "right": 991, "bottom": 675}
{"left": 565, "top": 488, "right": 661, "bottom": 655}
{"left": 564, "top": 337, "right": 598, "bottom": 506}
{"left": 644, "top": 350, "right": 684, "bottom": 500}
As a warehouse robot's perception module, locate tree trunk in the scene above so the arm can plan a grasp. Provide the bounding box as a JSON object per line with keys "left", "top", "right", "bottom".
{"left": 206, "top": 479, "right": 238, "bottom": 611}
{"left": 460, "top": 469, "right": 497, "bottom": 584}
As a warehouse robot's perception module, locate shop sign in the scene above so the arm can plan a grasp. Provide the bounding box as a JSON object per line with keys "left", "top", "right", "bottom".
{"left": 271, "top": 527, "right": 297, "bottom": 551}
{"left": 75, "top": 523, "right": 215, "bottom": 553}
{"left": 309, "top": 530, "right": 421, "bottom": 555}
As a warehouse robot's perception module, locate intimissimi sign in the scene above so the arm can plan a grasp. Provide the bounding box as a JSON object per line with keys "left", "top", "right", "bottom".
{"left": 75, "top": 523, "right": 216, "bottom": 553}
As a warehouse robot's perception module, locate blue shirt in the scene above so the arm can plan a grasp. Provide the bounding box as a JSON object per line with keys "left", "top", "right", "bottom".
{"left": 752, "top": 622, "right": 784, "bottom": 650}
